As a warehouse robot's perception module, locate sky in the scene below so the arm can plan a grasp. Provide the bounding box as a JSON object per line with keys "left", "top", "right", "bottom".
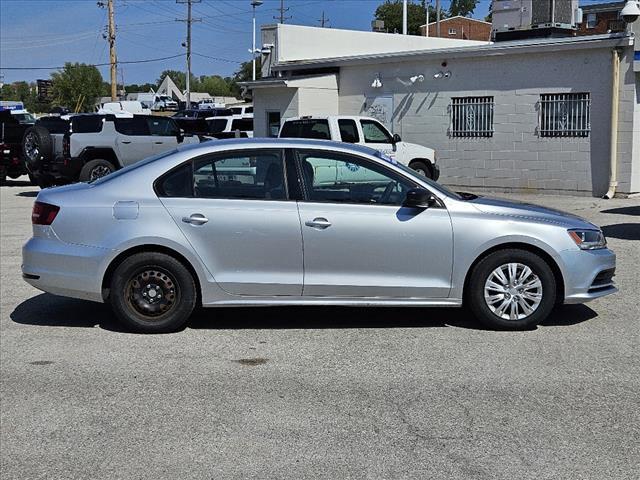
{"left": 0, "top": 0, "right": 620, "bottom": 86}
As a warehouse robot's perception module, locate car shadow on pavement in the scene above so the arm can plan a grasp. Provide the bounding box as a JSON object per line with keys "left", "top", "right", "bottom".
{"left": 11, "top": 293, "right": 598, "bottom": 333}
{"left": 10, "top": 293, "right": 127, "bottom": 333}
{"left": 601, "top": 206, "right": 640, "bottom": 216}
{"left": 601, "top": 223, "right": 640, "bottom": 241}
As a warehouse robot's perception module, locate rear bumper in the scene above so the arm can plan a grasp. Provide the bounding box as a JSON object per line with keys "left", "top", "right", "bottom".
{"left": 560, "top": 248, "right": 618, "bottom": 304}
{"left": 22, "top": 234, "right": 110, "bottom": 303}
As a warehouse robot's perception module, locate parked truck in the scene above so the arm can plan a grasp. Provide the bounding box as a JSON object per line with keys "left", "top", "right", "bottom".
{"left": 279, "top": 115, "right": 439, "bottom": 180}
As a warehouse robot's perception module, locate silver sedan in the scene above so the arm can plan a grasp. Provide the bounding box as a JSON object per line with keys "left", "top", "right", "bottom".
{"left": 22, "top": 138, "right": 617, "bottom": 332}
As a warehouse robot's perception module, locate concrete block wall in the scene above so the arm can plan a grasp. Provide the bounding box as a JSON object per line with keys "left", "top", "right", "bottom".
{"left": 338, "top": 45, "right": 638, "bottom": 196}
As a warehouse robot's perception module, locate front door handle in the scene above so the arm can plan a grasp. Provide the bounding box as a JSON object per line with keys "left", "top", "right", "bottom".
{"left": 305, "top": 217, "right": 332, "bottom": 229}
{"left": 182, "top": 213, "right": 209, "bottom": 225}
{"left": 154, "top": 141, "right": 163, "bottom": 144}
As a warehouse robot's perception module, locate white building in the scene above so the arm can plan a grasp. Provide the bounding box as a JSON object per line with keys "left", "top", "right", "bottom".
{"left": 243, "top": 24, "right": 640, "bottom": 197}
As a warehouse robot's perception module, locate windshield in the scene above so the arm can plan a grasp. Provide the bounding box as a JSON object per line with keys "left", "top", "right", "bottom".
{"left": 373, "top": 151, "right": 462, "bottom": 200}
{"left": 90, "top": 149, "right": 177, "bottom": 185}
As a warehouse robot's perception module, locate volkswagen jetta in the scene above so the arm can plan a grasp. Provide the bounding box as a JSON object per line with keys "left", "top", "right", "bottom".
{"left": 22, "top": 139, "right": 617, "bottom": 332}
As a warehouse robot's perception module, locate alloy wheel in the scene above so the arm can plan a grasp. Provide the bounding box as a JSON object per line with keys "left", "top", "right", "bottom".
{"left": 483, "top": 262, "right": 543, "bottom": 321}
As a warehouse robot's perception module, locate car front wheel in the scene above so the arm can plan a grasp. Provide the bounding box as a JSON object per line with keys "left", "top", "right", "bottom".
{"left": 409, "top": 160, "right": 433, "bottom": 179}
{"left": 467, "top": 249, "right": 556, "bottom": 330}
{"left": 110, "top": 252, "right": 197, "bottom": 333}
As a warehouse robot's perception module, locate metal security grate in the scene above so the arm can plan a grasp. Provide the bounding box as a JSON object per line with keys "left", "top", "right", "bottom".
{"left": 449, "top": 97, "right": 494, "bottom": 138}
{"left": 538, "top": 93, "right": 591, "bottom": 138}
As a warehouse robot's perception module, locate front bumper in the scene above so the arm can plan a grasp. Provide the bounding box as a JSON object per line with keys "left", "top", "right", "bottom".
{"left": 560, "top": 247, "right": 618, "bottom": 304}
{"left": 22, "top": 232, "right": 110, "bottom": 303}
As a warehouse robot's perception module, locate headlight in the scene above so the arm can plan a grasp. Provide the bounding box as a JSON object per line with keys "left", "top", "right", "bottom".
{"left": 568, "top": 229, "right": 607, "bottom": 250}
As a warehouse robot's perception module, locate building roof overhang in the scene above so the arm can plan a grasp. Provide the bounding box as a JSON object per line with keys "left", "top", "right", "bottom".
{"left": 270, "top": 33, "right": 633, "bottom": 72}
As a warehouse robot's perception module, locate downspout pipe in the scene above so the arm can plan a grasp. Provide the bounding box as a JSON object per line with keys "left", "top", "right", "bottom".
{"left": 604, "top": 48, "right": 621, "bottom": 199}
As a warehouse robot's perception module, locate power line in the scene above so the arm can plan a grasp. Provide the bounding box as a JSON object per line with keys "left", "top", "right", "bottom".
{"left": 192, "top": 52, "right": 243, "bottom": 64}
{"left": 0, "top": 54, "right": 185, "bottom": 71}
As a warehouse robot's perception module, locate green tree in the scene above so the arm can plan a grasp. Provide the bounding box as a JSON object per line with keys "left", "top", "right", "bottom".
{"left": 125, "top": 83, "right": 156, "bottom": 93}
{"left": 198, "top": 75, "right": 233, "bottom": 96}
{"left": 374, "top": 0, "right": 441, "bottom": 35}
{"left": 232, "top": 58, "right": 261, "bottom": 83}
{"left": 50, "top": 63, "right": 104, "bottom": 112}
{"left": 449, "top": 0, "right": 479, "bottom": 17}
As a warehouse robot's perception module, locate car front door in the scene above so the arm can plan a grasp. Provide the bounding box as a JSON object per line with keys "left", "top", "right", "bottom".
{"left": 359, "top": 119, "right": 403, "bottom": 162}
{"left": 113, "top": 116, "right": 155, "bottom": 165}
{"left": 158, "top": 149, "right": 303, "bottom": 296}
{"left": 295, "top": 149, "right": 453, "bottom": 298}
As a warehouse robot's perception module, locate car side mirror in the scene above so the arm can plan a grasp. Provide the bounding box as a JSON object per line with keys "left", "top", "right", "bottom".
{"left": 403, "top": 188, "right": 437, "bottom": 208}
{"left": 176, "top": 129, "right": 185, "bottom": 143}
{"left": 392, "top": 133, "right": 401, "bottom": 143}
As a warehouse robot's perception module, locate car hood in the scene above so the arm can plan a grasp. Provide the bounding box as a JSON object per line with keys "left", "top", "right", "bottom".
{"left": 468, "top": 196, "right": 597, "bottom": 229}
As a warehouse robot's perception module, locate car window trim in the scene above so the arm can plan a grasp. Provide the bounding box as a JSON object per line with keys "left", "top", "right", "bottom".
{"left": 292, "top": 148, "right": 424, "bottom": 207}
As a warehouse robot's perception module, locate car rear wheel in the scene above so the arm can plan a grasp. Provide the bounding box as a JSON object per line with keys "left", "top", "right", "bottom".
{"left": 467, "top": 249, "right": 556, "bottom": 330}
{"left": 79, "top": 159, "right": 115, "bottom": 182}
{"left": 409, "top": 160, "right": 433, "bottom": 179}
{"left": 110, "top": 252, "right": 197, "bottom": 333}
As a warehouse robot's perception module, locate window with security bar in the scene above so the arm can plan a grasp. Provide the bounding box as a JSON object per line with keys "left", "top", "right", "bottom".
{"left": 449, "top": 97, "right": 494, "bottom": 138}
{"left": 538, "top": 93, "right": 591, "bottom": 138}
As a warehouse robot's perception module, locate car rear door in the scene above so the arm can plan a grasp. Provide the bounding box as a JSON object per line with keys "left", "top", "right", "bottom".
{"left": 294, "top": 148, "right": 453, "bottom": 298}
{"left": 158, "top": 148, "right": 303, "bottom": 296}
{"left": 113, "top": 117, "right": 155, "bottom": 165}
{"left": 147, "top": 116, "right": 180, "bottom": 153}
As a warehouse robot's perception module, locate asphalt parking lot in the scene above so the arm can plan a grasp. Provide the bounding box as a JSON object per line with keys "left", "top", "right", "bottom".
{"left": 1, "top": 179, "right": 639, "bottom": 480}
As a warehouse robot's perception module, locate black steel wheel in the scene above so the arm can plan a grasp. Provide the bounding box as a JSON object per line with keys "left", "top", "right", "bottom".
{"left": 110, "top": 252, "right": 197, "bottom": 333}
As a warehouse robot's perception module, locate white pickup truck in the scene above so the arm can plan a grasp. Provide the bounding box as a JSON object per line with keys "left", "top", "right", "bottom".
{"left": 279, "top": 115, "right": 439, "bottom": 180}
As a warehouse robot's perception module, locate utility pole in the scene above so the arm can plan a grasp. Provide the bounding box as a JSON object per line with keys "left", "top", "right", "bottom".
{"left": 318, "top": 11, "right": 329, "bottom": 28}
{"left": 177, "top": 0, "right": 201, "bottom": 110}
{"left": 402, "top": 0, "right": 407, "bottom": 35}
{"left": 99, "top": 0, "right": 118, "bottom": 100}
{"left": 436, "top": 0, "right": 441, "bottom": 37}
{"left": 274, "top": 0, "right": 291, "bottom": 23}
{"left": 425, "top": 0, "right": 430, "bottom": 37}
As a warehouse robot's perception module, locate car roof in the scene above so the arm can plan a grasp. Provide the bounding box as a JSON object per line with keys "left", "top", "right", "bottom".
{"left": 284, "top": 115, "right": 378, "bottom": 122}
{"left": 177, "top": 137, "right": 381, "bottom": 157}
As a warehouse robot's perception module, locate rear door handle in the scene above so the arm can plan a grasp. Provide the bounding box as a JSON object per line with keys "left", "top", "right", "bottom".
{"left": 121, "top": 141, "right": 131, "bottom": 144}
{"left": 154, "top": 141, "right": 163, "bottom": 144}
{"left": 182, "top": 213, "right": 209, "bottom": 225}
{"left": 305, "top": 217, "right": 332, "bottom": 229}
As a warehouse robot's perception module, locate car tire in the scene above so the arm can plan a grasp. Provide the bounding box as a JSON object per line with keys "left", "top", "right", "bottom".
{"left": 27, "top": 172, "right": 37, "bottom": 185}
{"left": 409, "top": 160, "right": 434, "bottom": 179}
{"left": 110, "top": 252, "right": 197, "bottom": 333}
{"left": 22, "top": 126, "right": 53, "bottom": 168}
{"left": 79, "top": 159, "right": 115, "bottom": 182}
{"left": 467, "top": 249, "right": 556, "bottom": 330}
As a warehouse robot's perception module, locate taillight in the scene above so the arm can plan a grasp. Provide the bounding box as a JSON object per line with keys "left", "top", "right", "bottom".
{"left": 62, "top": 134, "right": 70, "bottom": 158}
{"left": 32, "top": 202, "right": 60, "bottom": 225}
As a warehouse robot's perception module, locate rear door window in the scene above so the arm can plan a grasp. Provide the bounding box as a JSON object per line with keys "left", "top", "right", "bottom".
{"left": 193, "top": 150, "right": 286, "bottom": 200}
{"left": 114, "top": 116, "right": 150, "bottom": 136}
{"left": 338, "top": 119, "right": 359, "bottom": 143}
{"left": 147, "top": 117, "right": 179, "bottom": 136}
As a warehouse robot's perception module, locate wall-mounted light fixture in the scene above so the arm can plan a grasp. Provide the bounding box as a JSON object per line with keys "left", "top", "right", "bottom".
{"left": 371, "top": 74, "right": 383, "bottom": 88}
{"left": 409, "top": 74, "right": 425, "bottom": 84}
{"left": 433, "top": 71, "right": 452, "bottom": 79}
